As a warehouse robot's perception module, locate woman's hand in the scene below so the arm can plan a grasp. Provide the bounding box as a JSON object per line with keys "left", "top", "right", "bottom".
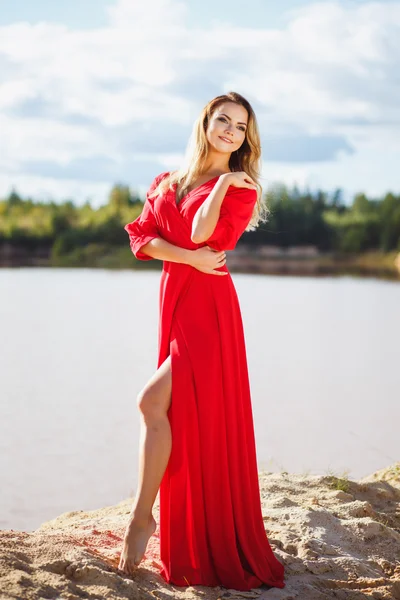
{"left": 221, "top": 171, "right": 257, "bottom": 190}
{"left": 188, "top": 246, "right": 228, "bottom": 276}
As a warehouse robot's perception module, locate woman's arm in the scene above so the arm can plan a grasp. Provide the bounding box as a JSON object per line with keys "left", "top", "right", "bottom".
{"left": 191, "top": 172, "right": 258, "bottom": 245}
{"left": 191, "top": 174, "right": 231, "bottom": 244}
{"left": 138, "top": 237, "right": 193, "bottom": 264}
{"left": 140, "top": 238, "right": 227, "bottom": 275}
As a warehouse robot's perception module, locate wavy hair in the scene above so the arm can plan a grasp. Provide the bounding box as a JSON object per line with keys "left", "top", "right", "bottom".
{"left": 149, "top": 91, "right": 269, "bottom": 230}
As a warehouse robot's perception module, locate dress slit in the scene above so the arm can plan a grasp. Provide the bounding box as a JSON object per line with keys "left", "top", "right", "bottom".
{"left": 160, "top": 315, "right": 219, "bottom": 585}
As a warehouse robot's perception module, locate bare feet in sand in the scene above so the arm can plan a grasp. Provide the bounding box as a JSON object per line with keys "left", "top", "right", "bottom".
{"left": 118, "top": 515, "right": 157, "bottom": 576}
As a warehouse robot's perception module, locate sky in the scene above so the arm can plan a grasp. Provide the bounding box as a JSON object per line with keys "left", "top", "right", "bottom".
{"left": 0, "top": 0, "right": 399, "bottom": 206}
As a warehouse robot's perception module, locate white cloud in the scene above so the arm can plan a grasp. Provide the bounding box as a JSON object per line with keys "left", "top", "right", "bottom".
{"left": 0, "top": 0, "right": 399, "bottom": 204}
{"left": 106, "top": 0, "right": 188, "bottom": 30}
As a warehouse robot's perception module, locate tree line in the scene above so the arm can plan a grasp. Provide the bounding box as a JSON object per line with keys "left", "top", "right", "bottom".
{"left": 0, "top": 183, "right": 399, "bottom": 263}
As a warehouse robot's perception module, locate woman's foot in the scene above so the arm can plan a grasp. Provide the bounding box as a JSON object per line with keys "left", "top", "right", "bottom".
{"left": 118, "top": 514, "right": 157, "bottom": 576}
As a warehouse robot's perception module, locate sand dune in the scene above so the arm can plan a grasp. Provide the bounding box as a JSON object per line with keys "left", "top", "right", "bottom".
{"left": 1, "top": 463, "right": 399, "bottom": 599}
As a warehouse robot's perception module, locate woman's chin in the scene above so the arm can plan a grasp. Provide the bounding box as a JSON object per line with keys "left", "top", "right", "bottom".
{"left": 211, "top": 141, "right": 234, "bottom": 153}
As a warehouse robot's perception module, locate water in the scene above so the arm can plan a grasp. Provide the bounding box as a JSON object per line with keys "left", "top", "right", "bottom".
{"left": 1, "top": 268, "right": 399, "bottom": 532}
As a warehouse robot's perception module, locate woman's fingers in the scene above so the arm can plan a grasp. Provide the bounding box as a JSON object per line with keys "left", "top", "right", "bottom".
{"left": 243, "top": 173, "right": 257, "bottom": 188}
{"left": 193, "top": 246, "right": 227, "bottom": 275}
{"left": 207, "top": 246, "right": 226, "bottom": 257}
{"left": 244, "top": 179, "right": 257, "bottom": 189}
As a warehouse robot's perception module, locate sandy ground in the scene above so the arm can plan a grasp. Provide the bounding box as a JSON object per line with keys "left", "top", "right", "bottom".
{"left": 1, "top": 463, "right": 399, "bottom": 600}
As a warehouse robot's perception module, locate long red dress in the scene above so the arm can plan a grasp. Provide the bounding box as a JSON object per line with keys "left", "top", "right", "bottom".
{"left": 124, "top": 171, "right": 285, "bottom": 591}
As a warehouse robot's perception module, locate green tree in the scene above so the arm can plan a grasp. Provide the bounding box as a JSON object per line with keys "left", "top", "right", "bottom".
{"left": 7, "top": 188, "right": 23, "bottom": 206}
{"left": 108, "top": 184, "right": 140, "bottom": 209}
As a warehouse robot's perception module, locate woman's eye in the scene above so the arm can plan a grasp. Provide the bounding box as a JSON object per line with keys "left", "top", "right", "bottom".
{"left": 218, "top": 117, "right": 245, "bottom": 132}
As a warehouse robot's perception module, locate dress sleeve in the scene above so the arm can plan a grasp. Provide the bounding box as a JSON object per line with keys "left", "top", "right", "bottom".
{"left": 205, "top": 187, "right": 258, "bottom": 251}
{"left": 124, "top": 171, "right": 169, "bottom": 260}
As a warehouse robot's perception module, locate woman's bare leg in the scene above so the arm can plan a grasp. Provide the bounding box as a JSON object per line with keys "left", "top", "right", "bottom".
{"left": 118, "top": 355, "right": 172, "bottom": 576}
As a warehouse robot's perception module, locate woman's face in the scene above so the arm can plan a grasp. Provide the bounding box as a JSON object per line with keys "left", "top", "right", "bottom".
{"left": 206, "top": 101, "right": 248, "bottom": 154}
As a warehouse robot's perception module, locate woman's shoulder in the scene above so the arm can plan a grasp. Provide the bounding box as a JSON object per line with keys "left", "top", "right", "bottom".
{"left": 226, "top": 184, "right": 257, "bottom": 204}
{"left": 150, "top": 170, "right": 170, "bottom": 187}
{"left": 146, "top": 171, "right": 171, "bottom": 198}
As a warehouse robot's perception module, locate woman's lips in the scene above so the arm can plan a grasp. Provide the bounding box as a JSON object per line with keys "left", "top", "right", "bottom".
{"left": 219, "top": 136, "right": 233, "bottom": 144}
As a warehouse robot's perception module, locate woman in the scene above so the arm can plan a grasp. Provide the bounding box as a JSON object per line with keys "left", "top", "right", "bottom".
{"left": 118, "top": 91, "right": 285, "bottom": 591}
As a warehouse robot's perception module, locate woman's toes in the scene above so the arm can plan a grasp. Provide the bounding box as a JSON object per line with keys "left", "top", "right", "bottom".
{"left": 118, "top": 515, "right": 156, "bottom": 576}
{"left": 130, "top": 560, "right": 139, "bottom": 575}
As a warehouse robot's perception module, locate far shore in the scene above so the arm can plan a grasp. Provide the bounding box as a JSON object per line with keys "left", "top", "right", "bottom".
{"left": 0, "top": 242, "right": 399, "bottom": 280}
{"left": 228, "top": 245, "right": 400, "bottom": 280}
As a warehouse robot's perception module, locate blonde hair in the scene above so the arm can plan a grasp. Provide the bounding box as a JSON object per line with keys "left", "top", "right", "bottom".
{"left": 149, "top": 91, "right": 269, "bottom": 230}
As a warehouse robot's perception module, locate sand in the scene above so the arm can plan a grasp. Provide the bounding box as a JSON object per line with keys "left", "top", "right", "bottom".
{"left": 1, "top": 463, "right": 399, "bottom": 600}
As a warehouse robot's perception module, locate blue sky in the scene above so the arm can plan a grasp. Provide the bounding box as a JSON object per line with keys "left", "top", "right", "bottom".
{"left": 0, "top": 0, "right": 334, "bottom": 29}
{"left": 0, "top": 0, "right": 399, "bottom": 205}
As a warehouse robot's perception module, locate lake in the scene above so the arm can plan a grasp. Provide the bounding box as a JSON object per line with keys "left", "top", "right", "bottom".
{"left": 1, "top": 267, "right": 399, "bottom": 532}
